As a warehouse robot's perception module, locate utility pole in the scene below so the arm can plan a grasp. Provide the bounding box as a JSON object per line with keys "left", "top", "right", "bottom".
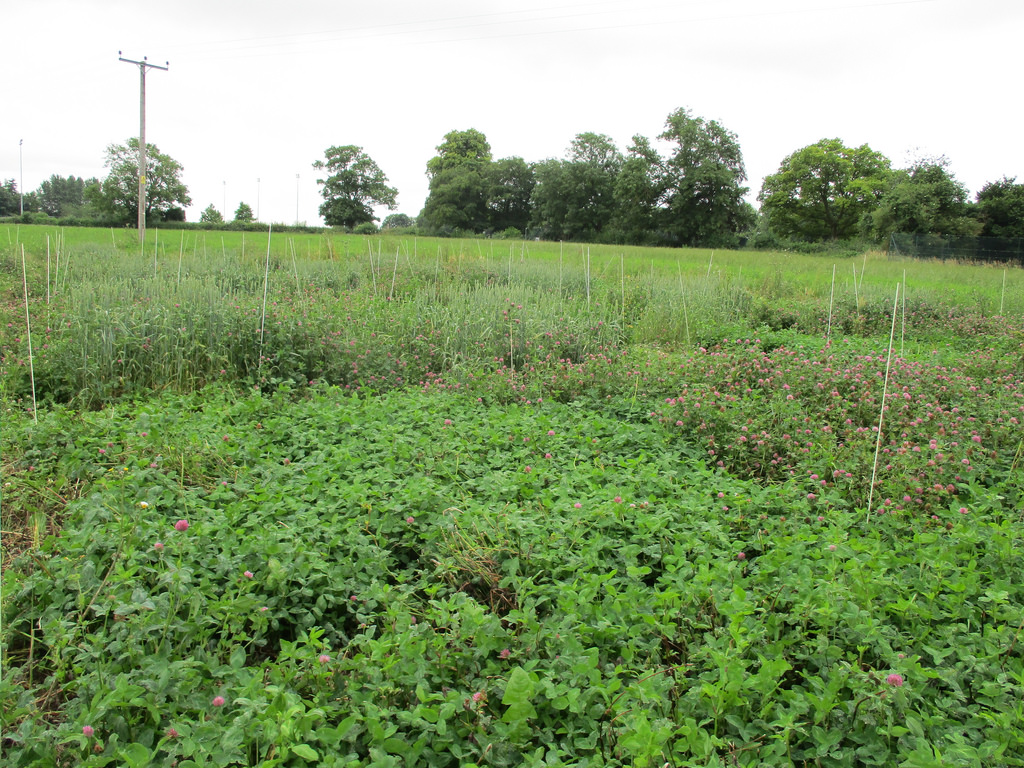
{"left": 19, "top": 139, "right": 23, "bottom": 215}
{"left": 119, "top": 52, "right": 168, "bottom": 244}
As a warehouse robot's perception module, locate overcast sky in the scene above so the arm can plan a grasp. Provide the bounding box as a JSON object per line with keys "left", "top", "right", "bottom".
{"left": 3, "top": 0, "right": 1021, "bottom": 226}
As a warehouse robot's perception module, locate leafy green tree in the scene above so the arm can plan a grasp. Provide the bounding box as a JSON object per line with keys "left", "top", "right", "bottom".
{"left": 313, "top": 145, "right": 398, "bottom": 229}
{"left": 0, "top": 179, "right": 20, "bottom": 216}
{"left": 381, "top": 213, "right": 415, "bottom": 229}
{"left": 486, "top": 157, "right": 535, "bottom": 234}
{"left": 611, "top": 135, "right": 668, "bottom": 244}
{"left": 92, "top": 138, "right": 192, "bottom": 223}
{"left": 421, "top": 165, "right": 490, "bottom": 233}
{"left": 531, "top": 133, "right": 622, "bottom": 241}
{"left": 976, "top": 177, "right": 1024, "bottom": 238}
{"left": 37, "top": 175, "right": 92, "bottom": 218}
{"left": 421, "top": 129, "right": 493, "bottom": 233}
{"left": 234, "top": 202, "right": 255, "bottom": 222}
{"left": 869, "top": 157, "right": 978, "bottom": 240}
{"left": 200, "top": 204, "right": 224, "bottom": 224}
{"left": 426, "top": 129, "right": 492, "bottom": 179}
{"left": 759, "top": 138, "right": 892, "bottom": 240}
{"left": 659, "top": 108, "right": 751, "bottom": 247}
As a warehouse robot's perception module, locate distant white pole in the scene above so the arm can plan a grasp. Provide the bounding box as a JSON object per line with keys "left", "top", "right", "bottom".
{"left": 19, "top": 139, "right": 24, "bottom": 216}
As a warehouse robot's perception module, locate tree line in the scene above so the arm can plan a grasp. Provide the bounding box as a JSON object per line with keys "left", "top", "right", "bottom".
{"left": 5, "top": 107, "right": 1024, "bottom": 247}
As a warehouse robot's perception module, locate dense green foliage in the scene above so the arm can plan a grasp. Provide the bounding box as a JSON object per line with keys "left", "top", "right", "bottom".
{"left": 976, "top": 177, "right": 1024, "bottom": 238}
{"left": 233, "top": 202, "right": 255, "bottom": 223}
{"left": 314, "top": 146, "right": 398, "bottom": 229}
{"left": 758, "top": 139, "right": 892, "bottom": 241}
{"left": 2, "top": 227, "right": 1024, "bottom": 766}
{"left": 0, "top": 180, "right": 39, "bottom": 218}
{"left": 36, "top": 175, "right": 97, "bottom": 219}
{"left": 869, "top": 158, "right": 979, "bottom": 240}
{"left": 89, "top": 139, "right": 192, "bottom": 223}
{"left": 531, "top": 133, "right": 623, "bottom": 242}
{"left": 199, "top": 204, "right": 224, "bottom": 224}
{"left": 421, "top": 110, "right": 754, "bottom": 248}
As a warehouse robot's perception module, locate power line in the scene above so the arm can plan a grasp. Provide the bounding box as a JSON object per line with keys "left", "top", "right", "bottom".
{"left": 174, "top": 0, "right": 939, "bottom": 62}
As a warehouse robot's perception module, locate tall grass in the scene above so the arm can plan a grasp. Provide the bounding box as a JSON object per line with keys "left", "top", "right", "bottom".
{"left": 1, "top": 225, "right": 1022, "bottom": 409}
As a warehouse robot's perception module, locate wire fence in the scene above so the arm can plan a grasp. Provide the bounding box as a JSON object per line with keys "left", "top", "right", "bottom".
{"left": 890, "top": 233, "right": 1024, "bottom": 267}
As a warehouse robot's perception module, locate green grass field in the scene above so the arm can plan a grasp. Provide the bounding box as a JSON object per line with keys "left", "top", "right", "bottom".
{"left": 2, "top": 225, "right": 1023, "bottom": 767}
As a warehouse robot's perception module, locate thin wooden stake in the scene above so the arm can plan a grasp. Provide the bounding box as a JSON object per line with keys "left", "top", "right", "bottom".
{"left": 853, "top": 264, "right": 860, "bottom": 311}
{"left": 677, "top": 261, "right": 691, "bottom": 347}
{"left": 21, "top": 245, "right": 38, "bottom": 422}
{"left": 620, "top": 253, "right": 625, "bottom": 326}
{"left": 46, "top": 235, "right": 51, "bottom": 305}
{"left": 900, "top": 269, "right": 906, "bottom": 357}
{"left": 177, "top": 231, "right": 185, "bottom": 285}
{"left": 586, "top": 247, "right": 591, "bottom": 309}
{"left": 559, "top": 241, "right": 563, "bottom": 296}
{"left": 289, "top": 238, "right": 300, "bottom": 294}
{"left": 367, "top": 239, "right": 377, "bottom": 297}
{"left": 866, "top": 284, "right": 900, "bottom": 521}
{"left": 389, "top": 246, "right": 399, "bottom": 300}
{"left": 257, "top": 225, "right": 273, "bottom": 383}
{"left": 706, "top": 250, "right": 715, "bottom": 279}
{"left": 826, "top": 264, "right": 836, "bottom": 341}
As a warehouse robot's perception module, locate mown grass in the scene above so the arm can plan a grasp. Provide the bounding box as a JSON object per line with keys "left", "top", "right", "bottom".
{"left": 1, "top": 225, "right": 1023, "bottom": 767}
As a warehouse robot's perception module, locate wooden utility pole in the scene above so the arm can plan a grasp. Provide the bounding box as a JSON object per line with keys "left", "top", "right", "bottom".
{"left": 119, "top": 52, "right": 168, "bottom": 244}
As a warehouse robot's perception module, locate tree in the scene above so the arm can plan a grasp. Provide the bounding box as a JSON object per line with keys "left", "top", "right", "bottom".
{"left": 426, "top": 129, "right": 492, "bottom": 179}
{"left": 611, "top": 135, "right": 669, "bottom": 244}
{"left": 37, "top": 175, "right": 90, "bottom": 218}
{"left": 382, "top": 213, "right": 415, "bottom": 229}
{"left": 313, "top": 145, "right": 398, "bottom": 229}
{"left": 486, "top": 157, "right": 535, "bottom": 234}
{"left": 530, "top": 133, "right": 623, "bottom": 241}
{"left": 234, "top": 202, "right": 255, "bottom": 222}
{"left": 92, "top": 138, "right": 191, "bottom": 223}
{"left": 869, "top": 157, "right": 978, "bottom": 239}
{"left": 200, "top": 204, "right": 224, "bottom": 224}
{"left": 0, "top": 179, "right": 20, "bottom": 217}
{"left": 659, "top": 108, "right": 751, "bottom": 247}
{"left": 421, "top": 129, "right": 493, "bottom": 233}
{"left": 976, "top": 177, "right": 1024, "bottom": 238}
{"left": 420, "top": 165, "right": 490, "bottom": 233}
{"left": 758, "top": 139, "right": 892, "bottom": 240}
